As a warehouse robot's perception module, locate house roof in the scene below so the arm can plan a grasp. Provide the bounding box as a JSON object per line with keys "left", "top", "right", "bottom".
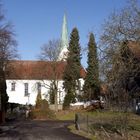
{"left": 6, "top": 60, "right": 86, "bottom": 80}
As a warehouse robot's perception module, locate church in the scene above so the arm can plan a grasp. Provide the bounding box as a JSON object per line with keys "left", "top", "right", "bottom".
{"left": 6, "top": 14, "right": 86, "bottom": 105}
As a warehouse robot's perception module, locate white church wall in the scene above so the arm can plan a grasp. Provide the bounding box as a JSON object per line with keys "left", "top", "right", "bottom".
{"left": 6, "top": 79, "right": 66, "bottom": 105}
{"left": 79, "top": 78, "right": 85, "bottom": 89}
{"left": 6, "top": 78, "right": 84, "bottom": 105}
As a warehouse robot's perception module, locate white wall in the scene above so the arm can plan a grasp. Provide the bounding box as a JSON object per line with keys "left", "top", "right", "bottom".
{"left": 6, "top": 78, "right": 84, "bottom": 105}
{"left": 6, "top": 80, "right": 66, "bottom": 105}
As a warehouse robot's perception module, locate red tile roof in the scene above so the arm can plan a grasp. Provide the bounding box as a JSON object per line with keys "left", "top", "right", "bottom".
{"left": 6, "top": 60, "right": 86, "bottom": 80}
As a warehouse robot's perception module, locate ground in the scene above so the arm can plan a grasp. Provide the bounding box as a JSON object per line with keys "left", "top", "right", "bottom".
{"left": 56, "top": 110, "right": 140, "bottom": 140}
{"left": 0, "top": 120, "right": 89, "bottom": 140}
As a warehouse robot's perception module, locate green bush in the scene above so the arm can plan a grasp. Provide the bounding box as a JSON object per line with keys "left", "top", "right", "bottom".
{"left": 40, "top": 99, "right": 49, "bottom": 110}
{"left": 30, "top": 97, "right": 55, "bottom": 120}
{"left": 63, "top": 91, "right": 76, "bottom": 110}
{"left": 29, "top": 108, "right": 55, "bottom": 120}
{"left": 35, "top": 92, "right": 42, "bottom": 109}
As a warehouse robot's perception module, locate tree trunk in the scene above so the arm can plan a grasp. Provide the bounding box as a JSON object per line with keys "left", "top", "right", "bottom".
{"left": 0, "top": 111, "right": 5, "bottom": 123}
{"left": 54, "top": 89, "right": 58, "bottom": 111}
{"left": 0, "top": 69, "right": 8, "bottom": 123}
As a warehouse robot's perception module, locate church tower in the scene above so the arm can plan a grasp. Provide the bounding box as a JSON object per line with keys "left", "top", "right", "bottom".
{"left": 58, "top": 14, "right": 69, "bottom": 60}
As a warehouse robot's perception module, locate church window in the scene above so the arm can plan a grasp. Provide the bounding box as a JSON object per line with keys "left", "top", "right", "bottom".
{"left": 11, "top": 82, "right": 16, "bottom": 91}
{"left": 24, "top": 83, "right": 29, "bottom": 96}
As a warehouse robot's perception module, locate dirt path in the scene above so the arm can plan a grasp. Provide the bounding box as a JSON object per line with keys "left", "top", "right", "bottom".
{"left": 0, "top": 120, "right": 89, "bottom": 140}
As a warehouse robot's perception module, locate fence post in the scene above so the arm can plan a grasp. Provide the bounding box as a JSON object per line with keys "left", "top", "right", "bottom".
{"left": 75, "top": 113, "right": 80, "bottom": 130}
{"left": 87, "top": 114, "right": 89, "bottom": 134}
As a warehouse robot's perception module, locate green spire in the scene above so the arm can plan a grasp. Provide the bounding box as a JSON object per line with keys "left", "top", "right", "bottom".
{"left": 61, "top": 13, "right": 68, "bottom": 49}
{"left": 58, "top": 13, "right": 69, "bottom": 60}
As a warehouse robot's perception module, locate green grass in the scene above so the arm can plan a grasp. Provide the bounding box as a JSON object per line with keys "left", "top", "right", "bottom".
{"left": 56, "top": 110, "right": 79, "bottom": 120}
{"left": 68, "top": 124, "right": 97, "bottom": 140}
{"left": 57, "top": 110, "right": 140, "bottom": 139}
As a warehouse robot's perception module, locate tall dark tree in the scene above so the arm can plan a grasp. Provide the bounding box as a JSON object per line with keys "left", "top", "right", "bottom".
{"left": 83, "top": 33, "right": 100, "bottom": 101}
{"left": 100, "top": 0, "right": 140, "bottom": 110}
{"left": 106, "top": 41, "right": 140, "bottom": 109}
{"left": 35, "top": 92, "right": 42, "bottom": 109}
{"left": 0, "top": 3, "right": 18, "bottom": 122}
{"left": 49, "top": 84, "right": 55, "bottom": 104}
{"left": 63, "top": 27, "right": 81, "bottom": 108}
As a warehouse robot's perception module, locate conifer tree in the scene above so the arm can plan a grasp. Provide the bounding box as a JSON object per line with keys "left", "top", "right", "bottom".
{"left": 49, "top": 84, "right": 55, "bottom": 104}
{"left": 35, "top": 92, "right": 42, "bottom": 109}
{"left": 63, "top": 27, "right": 81, "bottom": 108}
{"left": 83, "top": 33, "right": 100, "bottom": 101}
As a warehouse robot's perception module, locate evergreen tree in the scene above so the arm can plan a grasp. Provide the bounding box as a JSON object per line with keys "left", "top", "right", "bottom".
{"left": 35, "top": 92, "right": 42, "bottom": 109}
{"left": 0, "top": 69, "right": 9, "bottom": 113}
{"left": 83, "top": 33, "right": 100, "bottom": 101}
{"left": 49, "top": 84, "right": 55, "bottom": 104}
{"left": 63, "top": 27, "right": 81, "bottom": 108}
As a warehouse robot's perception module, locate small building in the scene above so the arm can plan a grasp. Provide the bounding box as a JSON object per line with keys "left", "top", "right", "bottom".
{"left": 6, "top": 60, "right": 86, "bottom": 105}
{"left": 4, "top": 14, "right": 86, "bottom": 106}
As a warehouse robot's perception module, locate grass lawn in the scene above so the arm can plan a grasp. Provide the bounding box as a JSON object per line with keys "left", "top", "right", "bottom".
{"left": 56, "top": 110, "right": 82, "bottom": 120}
{"left": 68, "top": 124, "right": 97, "bottom": 140}
{"left": 56, "top": 110, "right": 140, "bottom": 140}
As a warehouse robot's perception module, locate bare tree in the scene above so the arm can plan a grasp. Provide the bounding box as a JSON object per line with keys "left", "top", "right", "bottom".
{"left": 39, "top": 39, "right": 61, "bottom": 61}
{"left": 97, "top": 0, "right": 140, "bottom": 137}
{"left": 99, "top": 0, "right": 140, "bottom": 68}
{"left": 38, "top": 39, "right": 62, "bottom": 111}
{"left": 0, "top": 3, "right": 18, "bottom": 122}
{"left": 99, "top": 0, "right": 140, "bottom": 137}
{"left": 100, "top": 0, "right": 140, "bottom": 101}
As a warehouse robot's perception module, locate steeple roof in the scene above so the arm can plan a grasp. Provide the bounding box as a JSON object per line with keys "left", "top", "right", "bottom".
{"left": 61, "top": 13, "right": 68, "bottom": 49}
{"left": 58, "top": 14, "right": 69, "bottom": 60}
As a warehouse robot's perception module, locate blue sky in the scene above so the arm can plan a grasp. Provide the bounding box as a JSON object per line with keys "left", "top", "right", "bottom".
{"left": 3, "top": 0, "right": 129, "bottom": 67}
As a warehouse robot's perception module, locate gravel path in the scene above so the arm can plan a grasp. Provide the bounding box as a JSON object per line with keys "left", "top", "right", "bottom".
{"left": 0, "top": 120, "right": 89, "bottom": 140}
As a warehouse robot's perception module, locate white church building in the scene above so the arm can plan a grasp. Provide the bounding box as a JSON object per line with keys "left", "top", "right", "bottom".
{"left": 6, "top": 15, "right": 86, "bottom": 105}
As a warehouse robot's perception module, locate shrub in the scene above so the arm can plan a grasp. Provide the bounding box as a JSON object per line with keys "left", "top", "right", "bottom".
{"left": 30, "top": 97, "right": 55, "bottom": 120}
{"left": 29, "top": 108, "right": 55, "bottom": 120}
{"left": 40, "top": 99, "right": 49, "bottom": 110}
{"left": 35, "top": 92, "right": 42, "bottom": 109}
{"left": 63, "top": 91, "right": 76, "bottom": 110}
